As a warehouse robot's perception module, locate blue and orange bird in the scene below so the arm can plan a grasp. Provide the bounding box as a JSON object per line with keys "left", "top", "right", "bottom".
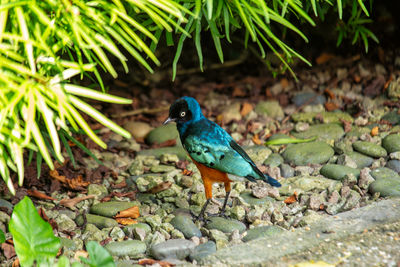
{"left": 164, "top": 97, "right": 281, "bottom": 221}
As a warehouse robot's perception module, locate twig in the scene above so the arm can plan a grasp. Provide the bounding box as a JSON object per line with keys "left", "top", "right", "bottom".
{"left": 112, "top": 106, "right": 169, "bottom": 118}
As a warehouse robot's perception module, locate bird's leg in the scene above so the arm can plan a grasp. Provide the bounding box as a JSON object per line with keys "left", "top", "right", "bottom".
{"left": 194, "top": 198, "right": 211, "bottom": 222}
{"left": 219, "top": 190, "right": 231, "bottom": 217}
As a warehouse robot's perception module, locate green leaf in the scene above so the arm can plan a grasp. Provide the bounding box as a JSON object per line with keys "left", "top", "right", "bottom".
{"left": 0, "top": 229, "right": 5, "bottom": 243}
{"left": 9, "top": 196, "right": 60, "bottom": 267}
{"left": 265, "top": 136, "right": 317, "bottom": 145}
{"left": 56, "top": 256, "right": 71, "bottom": 267}
{"left": 80, "top": 241, "right": 115, "bottom": 267}
{"left": 337, "top": 0, "right": 342, "bottom": 20}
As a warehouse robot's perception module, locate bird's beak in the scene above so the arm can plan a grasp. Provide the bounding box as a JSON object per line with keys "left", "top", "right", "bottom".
{"left": 163, "top": 117, "right": 176, "bottom": 125}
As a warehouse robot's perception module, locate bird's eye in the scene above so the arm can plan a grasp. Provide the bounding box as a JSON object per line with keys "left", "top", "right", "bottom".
{"left": 180, "top": 111, "right": 186, "bottom": 117}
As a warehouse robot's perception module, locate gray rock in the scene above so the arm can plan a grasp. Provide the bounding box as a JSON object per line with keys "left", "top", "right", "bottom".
{"left": 386, "top": 160, "right": 400, "bottom": 173}
{"left": 221, "top": 102, "right": 241, "bottom": 124}
{"left": 334, "top": 139, "right": 354, "bottom": 154}
{"left": 205, "top": 217, "right": 247, "bottom": 234}
{"left": 0, "top": 199, "right": 13, "bottom": 211}
{"left": 87, "top": 184, "right": 108, "bottom": 198}
{"left": 370, "top": 167, "right": 400, "bottom": 180}
{"left": 124, "top": 121, "right": 153, "bottom": 140}
{"left": 82, "top": 224, "right": 108, "bottom": 242}
{"left": 86, "top": 214, "right": 118, "bottom": 229}
{"left": 105, "top": 240, "right": 146, "bottom": 258}
{"left": 137, "top": 146, "right": 188, "bottom": 160}
{"left": 382, "top": 134, "right": 400, "bottom": 153}
{"left": 264, "top": 153, "right": 284, "bottom": 167}
{"left": 353, "top": 141, "right": 387, "bottom": 158}
{"left": 90, "top": 201, "right": 138, "bottom": 217}
{"left": 240, "top": 192, "right": 274, "bottom": 206}
{"left": 279, "top": 176, "right": 342, "bottom": 195}
{"left": 342, "top": 190, "right": 361, "bottom": 211}
{"left": 282, "top": 142, "right": 334, "bottom": 165}
{"left": 244, "top": 146, "right": 272, "bottom": 165}
{"left": 170, "top": 214, "right": 202, "bottom": 239}
{"left": 209, "top": 229, "right": 229, "bottom": 249}
{"left": 146, "top": 123, "right": 179, "bottom": 145}
{"left": 369, "top": 178, "right": 400, "bottom": 197}
{"left": 150, "top": 165, "right": 176, "bottom": 173}
{"left": 189, "top": 241, "right": 217, "bottom": 262}
{"left": 292, "top": 92, "right": 326, "bottom": 107}
{"left": 255, "top": 101, "right": 284, "bottom": 120}
{"left": 382, "top": 111, "right": 400, "bottom": 125}
{"left": 280, "top": 164, "right": 295, "bottom": 178}
{"left": 291, "top": 123, "right": 344, "bottom": 141}
{"left": 150, "top": 239, "right": 196, "bottom": 260}
{"left": 55, "top": 214, "right": 77, "bottom": 232}
{"left": 243, "top": 226, "right": 284, "bottom": 242}
{"left": 346, "top": 151, "right": 374, "bottom": 168}
{"left": 320, "top": 164, "right": 360, "bottom": 181}
{"left": 230, "top": 206, "right": 246, "bottom": 221}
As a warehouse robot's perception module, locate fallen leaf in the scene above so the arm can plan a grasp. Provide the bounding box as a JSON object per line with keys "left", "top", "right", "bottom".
{"left": 252, "top": 134, "right": 262, "bottom": 145}
{"left": 371, "top": 126, "right": 379, "bottom": 136}
{"left": 324, "top": 102, "right": 339, "bottom": 111}
{"left": 182, "top": 169, "right": 193, "bottom": 176}
{"left": 147, "top": 181, "right": 172, "bottom": 194}
{"left": 280, "top": 78, "right": 289, "bottom": 89}
{"left": 101, "top": 191, "right": 136, "bottom": 202}
{"left": 151, "top": 139, "right": 176, "bottom": 149}
{"left": 1, "top": 243, "right": 16, "bottom": 259}
{"left": 59, "top": 195, "right": 96, "bottom": 209}
{"left": 240, "top": 102, "right": 253, "bottom": 117}
{"left": 216, "top": 114, "right": 224, "bottom": 126}
{"left": 112, "top": 181, "right": 127, "bottom": 189}
{"left": 138, "top": 258, "right": 175, "bottom": 267}
{"left": 74, "top": 250, "right": 88, "bottom": 261}
{"left": 232, "top": 86, "right": 246, "bottom": 97}
{"left": 12, "top": 258, "right": 19, "bottom": 267}
{"left": 100, "top": 237, "right": 112, "bottom": 246}
{"left": 49, "top": 170, "right": 90, "bottom": 190}
{"left": 284, "top": 191, "right": 298, "bottom": 204}
{"left": 115, "top": 206, "right": 140, "bottom": 219}
{"left": 38, "top": 208, "right": 58, "bottom": 230}
{"left": 340, "top": 119, "right": 352, "bottom": 133}
{"left": 316, "top": 53, "right": 335, "bottom": 65}
{"left": 115, "top": 218, "right": 138, "bottom": 225}
{"left": 353, "top": 74, "right": 361, "bottom": 83}
{"left": 27, "top": 190, "right": 55, "bottom": 201}
{"left": 324, "top": 88, "right": 336, "bottom": 99}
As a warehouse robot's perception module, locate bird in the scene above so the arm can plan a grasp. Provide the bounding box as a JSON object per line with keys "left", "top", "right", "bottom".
{"left": 164, "top": 96, "right": 281, "bottom": 221}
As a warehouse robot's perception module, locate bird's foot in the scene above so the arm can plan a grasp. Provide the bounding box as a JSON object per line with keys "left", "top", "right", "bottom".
{"left": 191, "top": 211, "right": 207, "bottom": 222}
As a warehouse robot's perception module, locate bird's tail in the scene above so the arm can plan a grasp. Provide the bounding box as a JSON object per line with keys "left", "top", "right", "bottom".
{"left": 264, "top": 174, "right": 281, "bottom": 187}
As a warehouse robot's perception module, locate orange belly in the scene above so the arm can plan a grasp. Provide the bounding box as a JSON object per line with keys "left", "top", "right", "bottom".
{"left": 190, "top": 157, "right": 231, "bottom": 199}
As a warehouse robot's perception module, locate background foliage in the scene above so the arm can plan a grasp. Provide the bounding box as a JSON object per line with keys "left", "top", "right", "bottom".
{"left": 0, "top": 0, "right": 377, "bottom": 193}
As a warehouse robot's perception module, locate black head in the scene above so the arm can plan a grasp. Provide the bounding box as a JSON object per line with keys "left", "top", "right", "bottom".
{"left": 164, "top": 98, "right": 192, "bottom": 125}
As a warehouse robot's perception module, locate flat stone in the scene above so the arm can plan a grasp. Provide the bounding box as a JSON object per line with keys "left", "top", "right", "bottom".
{"left": 264, "top": 153, "right": 284, "bottom": 167}
{"left": 170, "top": 214, "right": 202, "bottom": 239}
{"left": 386, "top": 160, "right": 400, "bottom": 173}
{"left": 150, "top": 165, "right": 176, "bottom": 173}
{"left": 221, "top": 102, "right": 241, "bottom": 124}
{"left": 90, "top": 201, "right": 138, "bottom": 218}
{"left": 370, "top": 167, "right": 400, "bottom": 180}
{"left": 382, "top": 111, "right": 400, "bottom": 125}
{"left": 105, "top": 240, "right": 146, "bottom": 258}
{"left": 82, "top": 223, "right": 107, "bottom": 242}
{"left": 87, "top": 184, "right": 108, "bottom": 198}
{"left": 150, "top": 239, "right": 196, "bottom": 260}
{"left": 282, "top": 142, "right": 334, "bottom": 165}
{"left": 280, "top": 164, "right": 295, "bottom": 178}
{"left": 255, "top": 101, "right": 284, "bottom": 120}
{"left": 137, "top": 146, "right": 188, "bottom": 160}
{"left": 55, "top": 214, "right": 77, "bottom": 232}
{"left": 382, "top": 134, "right": 400, "bottom": 153}
{"left": 243, "top": 146, "right": 272, "bottom": 165}
{"left": 320, "top": 164, "right": 360, "bottom": 181}
{"left": 205, "top": 217, "right": 247, "bottom": 234}
{"left": 0, "top": 199, "right": 13, "bottom": 211}
{"left": 146, "top": 123, "right": 179, "bottom": 145}
{"left": 124, "top": 121, "right": 154, "bottom": 140}
{"left": 353, "top": 141, "right": 387, "bottom": 158}
{"left": 292, "top": 92, "right": 326, "bottom": 107}
{"left": 279, "top": 176, "right": 342, "bottom": 195}
{"left": 85, "top": 214, "right": 118, "bottom": 229}
{"left": 243, "top": 225, "right": 285, "bottom": 242}
{"left": 369, "top": 178, "right": 400, "bottom": 197}
{"left": 346, "top": 151, "right": 374, "bottom": 168}
{"left": 291, "top": 112, "right": 353, "bottom": 124}
{"left": 189, "top": 241, "right": 217, "bottom": 262}
{"left": 240, "top": 192, "right": 274, "bottom": 206}
{"left": 123, "top": 223, "right": 152, "bottom": 237}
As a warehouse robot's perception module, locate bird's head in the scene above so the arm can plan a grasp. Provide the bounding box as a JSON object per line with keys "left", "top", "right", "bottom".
{"left": 163, "top": 96, "right": 203, "bottom": 126}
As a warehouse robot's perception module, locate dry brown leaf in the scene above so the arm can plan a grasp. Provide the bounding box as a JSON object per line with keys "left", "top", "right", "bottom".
{"left": 115, "top": 206, "right": 140, "bottom": 219}
{"left": 315, "top": 53, "right": 335, "bottom": 65}
{"left": 49, "top": 169, "right": 67, "bottom": 183}
{"left": 232, "top": 87, "right": 246, "bottom": 97}
{"left": 182, "top": 169, "right": 193, "bottom": 176}
{"left": 240, "top": 102, "right": 253, "bottom": 117}
{"left": 284, "top": 191, "right": 298, "bottom": 204}
{"left": 138, "top": 258, "right": 175, "bottom": 267}
{"left": 1, "top": 243, "right": 16, "bottom": 259}
{"left": 324, "top": 102, "right": 339, "bottom": 111}
{"left": 59, "top": 195, "right": 95, "bottom": 209}
{"left": 74, "top": 250, "right": 88, "bottom": 261}
{"left": 115, "top": 218, "right": 138, "bottom": 225}
{"left": 27, "top": 190, "right": 55, "bottom": 201}
{"left": 12, "top": 258, "right": 19, "bottom": 267}
{"left": 112, "top": 181, "right": 127, "bottom": 189}
{"left": 340, "top": 119, "right": 352, "bottom": 133}
{"left": 147, "top": 181, "right": 172, "bottom": 194}
{"left": 371, "top": 126, "right": 379, "bottom": 137}
{"left": 252, "top": 134, "right": 262, "bottom": 145}
{"left": 280, "top": 78, "right": 289, "bottom": 89}
{"left": 324, "top": 88, "right": 336, "bottom": 99}
{"left": 49, "top": 170, "right": 89, "bottom": 190}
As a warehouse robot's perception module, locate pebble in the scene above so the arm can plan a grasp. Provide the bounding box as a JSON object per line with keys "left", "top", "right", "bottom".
{"left": 242, "top": 225, "right": 284, "bottom": 242}
{"left": 87, "top": 184, "right": 108, "bottom": 198}
{"left": 279, "top": 176, "right": 342, "bottom": 195}
{"left": 240, "top": 192, "right": 274, "bottom": 206}
{"left": 386, "top": 160, "right": 400, "bottom": 173}
{"left": 282, "top": 142, "right": 334, "bottom": 165}
{"left": 0, "top": 199, "right": 13, "bottom": 212}
{"left": 292, "top": 92, "right": 326, "bottom": 107}
{"left": 90, "top": 201, "right": 138, "bottom": 217}
{"left": 382, "top": 110, "right": 400, "bottom": 125}
{"left": 353, "top": 141, "right": 387, "bottom": 158}
{"left": 145, "top": 123, "right": 179, "bottom": 145}
{"left": 189, "top": 241, "right": 217, "bottom": 262}
{"left": 123, "top": 121, "right": 154, "bottom": 140}
{"left": 150, "top": 239, "right": 196, "bottom": 260}
{"left": 255, "top": 101, "right": 284, "bottom": 120}
{"left": 209, "top": 229, "right": 229, "bottom": 249}
{"left": 264, "top": 153, "right": 284, "bottom": 167}
{"left": 230, "top": 206, "right": 246, "bottom": 221}
{"left": 345, "top": 151, "right": 374, "bottom": 168}
{"left": 280, "top": 164, "right": 295, "bottom": 178}
{"left": 105, "top": 240, "right": 146, "bottom": 258}
{"left": 150, "top": 165, "right": 176, "bottom": 173}
{"left": 291, "top": 112, "right": 353, "bottom": 124}
{"left": 85, "top": 214, "right": 118, "bottom": 229}
{"left": 370, "top": 167, "right": 400, "bottom": 180}
{"left": 298, "top": 210, "right": 324, "bottom": 226}
{"left": 320, "top": 164, "right": 360, "bottom": 181}
{"left": 382, "top": 134, "right": 400, "bottom": 153}
{"left": 221, "top": 102, "right": 241, "bottom": 124}
{"left": 123, "top": 223, "right": 152, "bottom": 238}
{"left": 137, "top": 146, "right": 188, "bottom": 160}
{"left": 369, "top": 178, "right": 400, "bottom": 197}
{"left": 205, "top": 217, "right": 247, "bottom": 234}
{"left": 170, "top": 214, "right": 202, "bottom": 239}
{"left": 292, "top": 123, "right": 345, "bottom": 141}
{"left": 82, "top": 224, "right": 108, "bottom": 242}
{"left": 55, "top": 214, "right": 77, "bottom": 232}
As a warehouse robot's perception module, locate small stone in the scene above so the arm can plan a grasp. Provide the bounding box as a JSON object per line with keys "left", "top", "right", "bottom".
{"left": 240, "top": 192, "right": 274, "bottom": 206}
{"left": 208, "top": 229, "right": 229, "bottom": 249}
{"left": 271, "top": 210, "right": 284, "bottom": 223}
{"left": 308, "top": 193, "right": 324, "bottom": 211}
{"left": 295, "top": 122, "right": 309, "bottom": 132}
{"left": 242, "top": 225, "right": 284, "bottom": 242}
{"left": 145, "top": 215, "right": 162, "bottom": 229}
{"left": 150, "top": 165, "right": 176, "bottom": 173}
{"left": 205, "top": 217, "right": 246, "bottom": 234}
{"left": 55, "top": 214, "right": 77, "bottom": 232}
{"left": 369, "top": 178, "right": 400, "bottom": 197}
{"left": 328, "top": 191, "right": 341, "bottom": 204}
{"left": 342, "top": 190, "right": 361, "bottom": 211}
{"left": 251, "top": 187, "right": 269, "bottom": 199}
{"left": 353, "top": 141, "right": 387, "bottom": 158}
{"left": 109, "top": 226, "right": 125, "bottom": 240}
{"left": 105, "top": 240, "right": 146, "bottom": 258}
{"left": 146, "top": 123, "right": 179, "bottom": 145}
{"left": 320, "top": 164, "right": 360, "bottom": 181}
{"left": 291, "top": 123, "right": 345, "bottom": 141}
{"left": 82, "top": 224, "right": 107, "bottom": 242}
{"left": 0, "top": 199, "right": 13, "bottom": 211}
{"left": 386, "top": 160, "right": 400, "bottom": 173}
{"left": 160, "top": 154, "right": 180, "bottom": 164}
{"left": 358, "top": 168, "right": 375, "bottom": 190}
{"left": 90, "top": 201, "right": 138, "bottom": 217}
{"left": 137, "top": 146, "right": 188, "bottom": 160}
{"left": 86, "top": 214, "right": 118, "bottom": 229}
{"left": 390, "top": 152, "right": 400, "bottom": 160}
{"left": 221, "top": 102, "right": 241, "bottom": 124}
{"left": 150, "top": 239, "right": 196, "bottom": 260}
{"left": 230, "top": 206, "right": 246, "bottom": 221}
{"left": 345, "top": 151, "right": 374, "bottom": 168}
{"left": 279, "top": 176, "right": 342, "bottom": 196}
{"left": 370, "top": 167, "right": 400, "bottom": 180}
{"left": 189, "top": 241, "right": 217, "bottom": 262}
{"left": 282, "top": 142, "right": 334, "bottom": 165}
{"left": 292, "top": 92, "right": 326, "bottom": 107}
{"left": 255, "top": 101, "right": 284, "bottom": 120}
{"left": 124, "top": 121, "right": 153, "bottom": 140}
{"left": 264, "top": 153, "right": 284, "bottom": 167}
{"left": 387, "top": 77, "right": 400, "bottom": 98}
{"left": 298, "top": 210, "right": 324, "bottom": 226}
{"left": 291, "top": 112, "right": 352, "bottom": 124}
{"left": 87, "top": 184, "right": 108, "bottom": 198}
{"left": 170, "top": 215, "right": 202, "bottom": 239}
{"left": 128, "top": 160, "right": 145, "bottom": 176}
{"left": 280, "top": 164, "right": 294, "bottom": 178}
{"left": 382, "top": 134, "right": 400, "bottom": 153}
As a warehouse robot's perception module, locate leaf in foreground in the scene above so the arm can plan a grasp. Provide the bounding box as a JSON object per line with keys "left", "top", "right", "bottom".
{"left": 9, "top": 196, "right": 60, "bottom": 267}
{"left": 80, "top": 241, "right": 115, "bottom": 267}
{"left": 0, "top": 229, "right": 5, "bottom": 243}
